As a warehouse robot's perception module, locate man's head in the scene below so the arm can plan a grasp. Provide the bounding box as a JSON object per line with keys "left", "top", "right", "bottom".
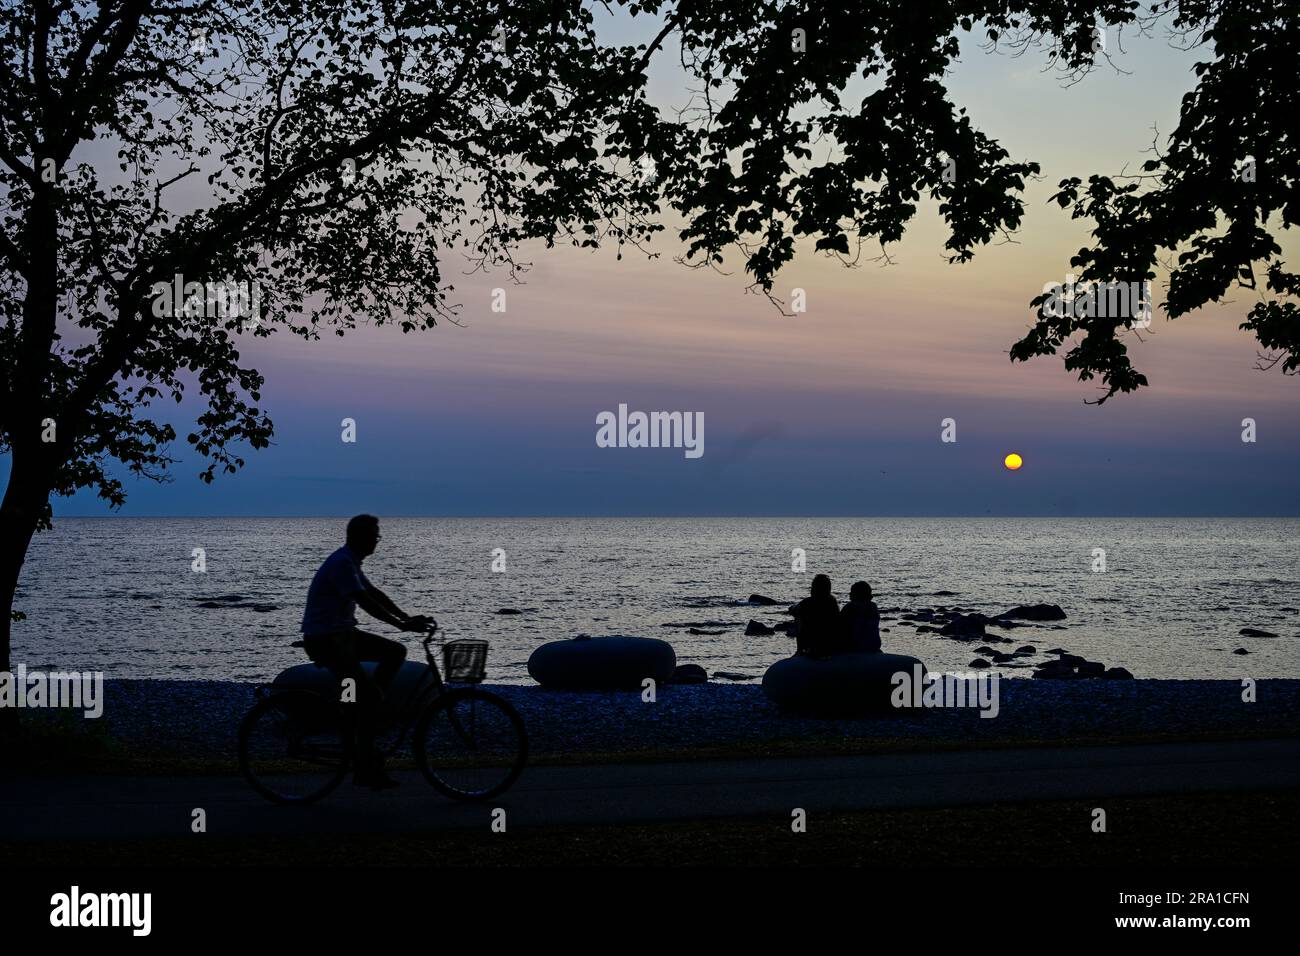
{"left": 810, "top": 573, "right": 832, "bottom": 598}
{"left": 850, "top": 581, "right": 873, "bottom": 603}
{"left": 346, "top": 514, "right": 381, "bottom": 558}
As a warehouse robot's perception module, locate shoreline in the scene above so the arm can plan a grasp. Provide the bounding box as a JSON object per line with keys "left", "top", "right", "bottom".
{"left": 23, "top": 676, "right": 1296, "bottom": 767}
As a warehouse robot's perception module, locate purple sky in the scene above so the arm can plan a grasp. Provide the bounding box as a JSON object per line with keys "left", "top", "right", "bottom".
{"left": 38, "top": 21, "right": 1300, "bottom": 516}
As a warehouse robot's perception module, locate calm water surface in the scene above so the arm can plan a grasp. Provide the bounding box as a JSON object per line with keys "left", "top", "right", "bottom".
{"left": 12, "top": 517, "right": 1300, "bottom": 682}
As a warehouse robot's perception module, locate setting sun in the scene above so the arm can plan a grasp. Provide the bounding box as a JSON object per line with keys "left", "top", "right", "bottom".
{"left": 1004, "top": 453, "right": 1024, "bottom": 471}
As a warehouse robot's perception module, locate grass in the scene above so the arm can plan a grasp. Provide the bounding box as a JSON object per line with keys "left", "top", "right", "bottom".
{"left": 4, "top": 790, "right": 1296, "bottom": 867}
{"left": 2, "top": 711, "right": 125, "bottom": 768}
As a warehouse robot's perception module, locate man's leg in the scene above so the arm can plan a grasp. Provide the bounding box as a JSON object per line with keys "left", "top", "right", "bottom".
{"left": 348, "top": 630, "right": 407, "bottom": 785}
{"left": 305, "top": 632, "right": 381, "bottom": 784}
{"left": 350, "top": 629, "right": 408, "bottom": 701}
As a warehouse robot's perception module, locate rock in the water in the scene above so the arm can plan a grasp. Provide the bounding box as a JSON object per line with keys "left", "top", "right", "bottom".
{"left": 747, "top": 594, "right": 781, "bottom": 606}
{"left": 975, "top": 646, "right": 995, "bottom": 654}
{"left": 1239, "top": 627, "right": 1278, "bottom": 638}
{"left": 1077, "top": 660, "right": 1106, "bottom": 678}
{"left": 496, "top": 608, "right": 523, "bottom": 615}
{"left": 712, "top": 671, "right": 753, "bottom": 681}
{"left": 773, "top": 620, "right": 796, "bottom": 633}
{"left": 968, "top": 658, "right": 991, "bottom": 668}
{"left": 1001, "top": 603, "right": 1067, "bottom": 622}
{"left": 745, "top": 619, "right": 776, "bottom": 636}
{"left": 1103, "top": 667, "right": 1134, "bottom": 679}
{"left": 1033, "top": 667, "right": 1077, "bottom": 680}
{"left": 669, "top": 664, "right": 708, "bottom": 684}
{"left": 1015, "top": 645, "right": 1036, "bottom": 653}
{"left": 1033, "top": 658, "right": 1078, "bottom": 680}
{"left": 1046, "top": 647, "right": 1067, "bottom": 655}
{"left": 1233, "top": 647, "right": 1251, "bottom": 655}
{"left": 939, "top": 613, "right": 987, "bottom": 637}
{"left": 687, "top": 628, "right": 724, "bottom": 636}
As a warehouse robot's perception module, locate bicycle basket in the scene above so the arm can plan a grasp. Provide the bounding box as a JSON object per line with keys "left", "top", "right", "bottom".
{"left": 442, "top": 639, "right": 489, "bottom": 683}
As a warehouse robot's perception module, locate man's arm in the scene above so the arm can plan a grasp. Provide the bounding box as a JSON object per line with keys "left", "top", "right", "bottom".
{"left": 357, "top": 584, "right": 433, "bottom": 631}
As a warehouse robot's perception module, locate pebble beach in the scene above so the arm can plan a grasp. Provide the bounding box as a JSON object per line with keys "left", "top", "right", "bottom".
{"left": 93, "top": 676, "right": 1300, "bottom": 762}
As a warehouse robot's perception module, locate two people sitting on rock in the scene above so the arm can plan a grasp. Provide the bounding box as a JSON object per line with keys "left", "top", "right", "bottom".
{"left": 788, "top": 575, "right": 881, "bottom": 658}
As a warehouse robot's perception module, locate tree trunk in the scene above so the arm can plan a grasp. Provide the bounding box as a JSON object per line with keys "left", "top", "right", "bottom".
{"left": 2, "top": 171, "right": 61, "bottom": 734}
{"left": 0, "top": 458, "right": 45, "bottom": 735}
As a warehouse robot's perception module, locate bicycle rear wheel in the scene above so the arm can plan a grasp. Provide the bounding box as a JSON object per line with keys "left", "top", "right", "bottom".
{"left": 238, "top": 690, "right": 352, "bottom": 805}
{"left": 414, "top": 688, "right": 528, "bottom": 800}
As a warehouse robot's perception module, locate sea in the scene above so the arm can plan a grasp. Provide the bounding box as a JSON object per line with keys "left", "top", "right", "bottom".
{"left": 11, "top": 517, "right": 1300, "bottom": 683}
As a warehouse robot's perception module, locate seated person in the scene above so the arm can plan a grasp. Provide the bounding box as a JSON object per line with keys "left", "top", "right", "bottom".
{"left": 788, "top": 574, "right": 840, "bottom": 657}
{"left": 838, "top": 580, "right": 882, "bottom": 653}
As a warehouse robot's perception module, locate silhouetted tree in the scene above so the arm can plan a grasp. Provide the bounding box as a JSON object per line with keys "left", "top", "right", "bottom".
{"left": 1014, "top": 0, "right": 1300, "bottom": 401}
{"left": 1, "top": 0, "right": 1293, "bottom": 684}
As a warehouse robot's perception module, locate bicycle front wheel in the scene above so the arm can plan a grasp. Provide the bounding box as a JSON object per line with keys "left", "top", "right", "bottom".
{"left": 414, "top": 688, "right": 528, "bottom": 801}
{"left": 238, "top": 690, "right": 352, "bottom": 805}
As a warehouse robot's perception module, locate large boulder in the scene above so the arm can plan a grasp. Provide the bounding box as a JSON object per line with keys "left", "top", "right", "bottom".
{"left": 527, "top": 635, "right": 677, "bottom": 691}
{"left": 747, "top": 594, "right": 782, "bottom": 606}
{"left": 272, "top": 659, "right": 434, "bottom": 710}
{"left": 762, "top": 652, "right": 927, "bottom": 716}
{"left": 745, "top": 619, "right": 776, "bottom": 636}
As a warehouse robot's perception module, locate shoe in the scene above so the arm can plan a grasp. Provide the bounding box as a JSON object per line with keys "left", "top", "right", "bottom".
{"left": 352, "top": 768, "right": 376, "bottom": 787}
{"left": 351, "top": 751, "right": 380, "bottom": 787}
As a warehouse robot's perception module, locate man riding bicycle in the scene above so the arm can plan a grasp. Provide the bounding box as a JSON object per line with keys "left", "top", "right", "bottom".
{"left": 301, "top": 514, "right": 433, "bottom": 790}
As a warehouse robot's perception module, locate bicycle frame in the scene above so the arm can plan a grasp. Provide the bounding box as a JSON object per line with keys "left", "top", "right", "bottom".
{"left": 257, "top": 630, "right": 464, "bottom": 760}
{"left": 368, "top": 632, "right": 453, "bottom": 758}
{"left": 243, "top": 627, "right": 526, "bottom": 804}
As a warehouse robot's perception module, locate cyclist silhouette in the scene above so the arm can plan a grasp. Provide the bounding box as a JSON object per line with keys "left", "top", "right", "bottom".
{"left": 301, "top": 514, "right": 433, "bottom": 789}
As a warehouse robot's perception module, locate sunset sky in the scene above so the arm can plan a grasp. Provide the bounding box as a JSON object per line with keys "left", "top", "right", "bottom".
{"left": 46, "top": 19, "right": 1300, "bottom": 516}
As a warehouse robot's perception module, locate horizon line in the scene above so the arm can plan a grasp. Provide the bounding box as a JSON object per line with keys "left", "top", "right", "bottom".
{"left": 45, "top": 513, "right": 1300, "bottom": 520}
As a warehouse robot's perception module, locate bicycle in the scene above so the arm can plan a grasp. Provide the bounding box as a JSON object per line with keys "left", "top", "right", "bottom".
{"left": 238, "top": 624, "right": 528, "bottom": 805}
